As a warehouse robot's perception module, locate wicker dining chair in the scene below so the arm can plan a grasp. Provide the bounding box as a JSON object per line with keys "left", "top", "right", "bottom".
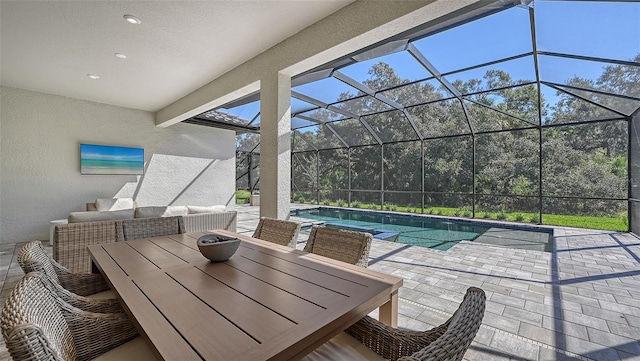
{"left": 116, "top": 215, "right": 185, "bottom": 241}
{"left": 305, "top": 287, "right": 486, "bottom": 361}
{"left": 1, "top": 272, "right": 154, "bottom": 361}
{"left": 252, "top": 217, "right": 301, "bottom": 248}
{"left": 303, "top": 226, "right": 372, "bottom": 267}
{"left": 18, "top": 240, "right": 112, "bottom": 298}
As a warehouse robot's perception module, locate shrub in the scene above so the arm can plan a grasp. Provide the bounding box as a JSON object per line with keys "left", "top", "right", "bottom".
{"left": 496, "top": 211, "right": 507, "bottom": 220}
{"left": 514, "top": 213, "right": 525, "bottom": 222}
{"left": 336, "top": 199, "right": 345, "bottom": 207}
{"left": 352, "top": 201, "right": 361, "bottom": 209}
{"left": 384, "top": 203, "right": 398, "bottom": 211}
{"left": 463, "top": 210, "right": 472, "bottom": 218}
{"left": 529, "top": 214, "right": 540, "bottom": 223}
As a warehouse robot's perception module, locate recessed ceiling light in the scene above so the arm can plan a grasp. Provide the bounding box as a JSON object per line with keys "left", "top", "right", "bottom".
{"left": 115, "top": 53, "right": 127, "bottom": 59}
{"left": 123, "top": 14, "right": 141, "bottom": 25}
{"left": 87, "top": 74, "right": 100, "bottom": 79}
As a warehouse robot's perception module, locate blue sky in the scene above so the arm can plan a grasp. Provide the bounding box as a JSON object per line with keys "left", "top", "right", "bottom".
{"left": 226, "top": 1, "right": 639, "bottom": 122}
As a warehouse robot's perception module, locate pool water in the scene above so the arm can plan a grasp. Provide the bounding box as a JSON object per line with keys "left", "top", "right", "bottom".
{"left": 292, "top": 208, "right": 553, "bottom": 251}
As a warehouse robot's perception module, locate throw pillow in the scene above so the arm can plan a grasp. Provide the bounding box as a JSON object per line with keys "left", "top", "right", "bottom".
{"left": 68, "top": 209, "right": 135, "bottom": 223}
{"left": 163, "top": 205, "right": 189, "bottom": 217}
{"left": 187, "top": 205, "right": 226, "bottom": 214}
{"left": 135, "top": 206, "right": 188, "bottom": 218}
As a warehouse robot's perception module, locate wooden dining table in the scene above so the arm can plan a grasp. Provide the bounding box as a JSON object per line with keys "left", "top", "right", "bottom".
{"left": 88, "top": 230, "right": 403, "bottom": 361}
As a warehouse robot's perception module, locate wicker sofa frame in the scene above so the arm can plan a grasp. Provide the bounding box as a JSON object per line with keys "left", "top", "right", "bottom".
{"left": 54, "top": 211, "right": 237, "bottom": 273}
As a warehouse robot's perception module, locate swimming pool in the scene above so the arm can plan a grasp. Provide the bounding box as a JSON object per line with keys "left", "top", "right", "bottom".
{"left": 292, "top": 207, "right": 553, "bottom": 252}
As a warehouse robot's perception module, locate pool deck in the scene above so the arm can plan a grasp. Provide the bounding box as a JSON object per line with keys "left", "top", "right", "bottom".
{"left": 2, "top": 204, "right": 639, "bottom": 360}
{"left": 475, "top": 228, "right": 553, "bottom": 252}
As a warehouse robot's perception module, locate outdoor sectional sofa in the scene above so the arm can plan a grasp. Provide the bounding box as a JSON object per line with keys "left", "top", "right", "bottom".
{"left": 53, "top": 199, "right": 237, "bottom": 273}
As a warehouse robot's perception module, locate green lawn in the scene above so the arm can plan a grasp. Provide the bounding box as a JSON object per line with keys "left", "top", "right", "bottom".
{"left": 542, "top": 214, "right": 627, "bottom": 231}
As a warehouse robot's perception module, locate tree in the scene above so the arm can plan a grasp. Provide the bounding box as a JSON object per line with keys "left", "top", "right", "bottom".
{"left": 285, "top": 53, "right": 634, "bottom": 217}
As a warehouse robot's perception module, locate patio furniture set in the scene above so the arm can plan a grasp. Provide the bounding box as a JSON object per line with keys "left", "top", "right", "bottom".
{"left": 52, "top": 198, "right": 237, "bottom": 273}
{"left": 1, "top": 213, "right": 487, "bottom": 361}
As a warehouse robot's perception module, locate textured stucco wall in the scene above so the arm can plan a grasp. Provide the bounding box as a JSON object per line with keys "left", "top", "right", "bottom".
{"left": 259, "top": 72, "right": 292, "bottom": 220}
{"left": 0, "top": 86, "right": 235, "bottom": 243}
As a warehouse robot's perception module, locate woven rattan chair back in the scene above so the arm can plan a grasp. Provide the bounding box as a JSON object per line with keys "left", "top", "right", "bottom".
{"left": 18, "top": 241, "right": 112, "bottom": 298}
{"left": 252, "top": 217, "right": 301, "bottom": 248}
{"left": 18, "top": 240, "right": 61, "bottom": 284}
{"left": 303, "top": 226, "right": 372, "bottom": 267}
{"left": 1, "top": 272, "right": 76, "bottom": 361}
{"left": 346, "top": 287, "right": 486, "bottom": 361}
{"left": 116, "top": 215, "right": 185, "bottom": 241}
{"left": 53, "top": 220, "right": 118, "bottom": 273}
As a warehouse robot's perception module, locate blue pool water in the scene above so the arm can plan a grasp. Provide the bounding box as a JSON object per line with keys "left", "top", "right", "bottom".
{"left": 292, "top": 208, "right": 552, "bottom": 251}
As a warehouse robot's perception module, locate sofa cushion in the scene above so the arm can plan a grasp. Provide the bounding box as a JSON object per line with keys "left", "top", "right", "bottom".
{"left": 95, "top": 198, "right": 135, "bottom": 211}
{"left": 68, "top": 209, "right": 135, "bottom": 223}
{"left": 187, "top": 205, "right": 226, "bottom": 214}
{"left": 135, "top": 206, "right": 188, "bottom": 218}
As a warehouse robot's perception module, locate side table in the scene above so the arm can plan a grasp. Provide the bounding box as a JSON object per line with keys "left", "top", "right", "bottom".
{"left": 49, "top": 219, "right": 68, "bottom": 247}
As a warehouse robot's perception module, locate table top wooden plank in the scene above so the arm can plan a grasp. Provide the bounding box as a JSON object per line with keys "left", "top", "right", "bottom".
{"left": 100, "top": 241, "right": 160, "bottom": 276}
{"left": 231, "top": 245, "right": 373, "bottom": 298}
{"left": 126, "top": 238, "right": 190, "bottom": 269}
{"left": 134, "top": 271, "right": 257, "bottom": 360}
{"left": 88, "top": 245, "right": 201, "bottom": 361}
{"left": 167, "top": 266, "right": 295, "bottom": 341}
{"left": 165, "top": 232, "right": 204, "bottom": 249}
{"left": 222, "top": 253, "right": 354, "bottom": 309}
{"left": 195, "top": 259, "right": 328, "bottom": 323}
{"left": 146, "top": 236, "right": 207, "bottom": 263}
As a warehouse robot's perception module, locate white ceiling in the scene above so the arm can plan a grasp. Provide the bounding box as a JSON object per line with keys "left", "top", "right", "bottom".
{"left": 0, "top": 0, "right": 353, "bottom": 112}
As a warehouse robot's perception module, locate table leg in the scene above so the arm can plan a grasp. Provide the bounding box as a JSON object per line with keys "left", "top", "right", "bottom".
{"left": 378, "top": 289, "right": 398, "bottom": 327}
{"left": 91, "top": 260, "right": 100, "bottom": 274}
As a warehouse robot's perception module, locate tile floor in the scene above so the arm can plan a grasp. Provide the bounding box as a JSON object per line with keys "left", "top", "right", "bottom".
{"left": 1, "top": 204, "right": 639, "bottom": 360}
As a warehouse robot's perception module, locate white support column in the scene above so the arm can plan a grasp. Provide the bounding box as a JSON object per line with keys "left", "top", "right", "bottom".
{"left": 259, "top": 72, "right": 291, "bottom": 220}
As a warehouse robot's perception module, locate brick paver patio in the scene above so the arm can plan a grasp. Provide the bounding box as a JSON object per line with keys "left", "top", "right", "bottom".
{"left": 2, "top": 204, "right": 639, "bottom": 360}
